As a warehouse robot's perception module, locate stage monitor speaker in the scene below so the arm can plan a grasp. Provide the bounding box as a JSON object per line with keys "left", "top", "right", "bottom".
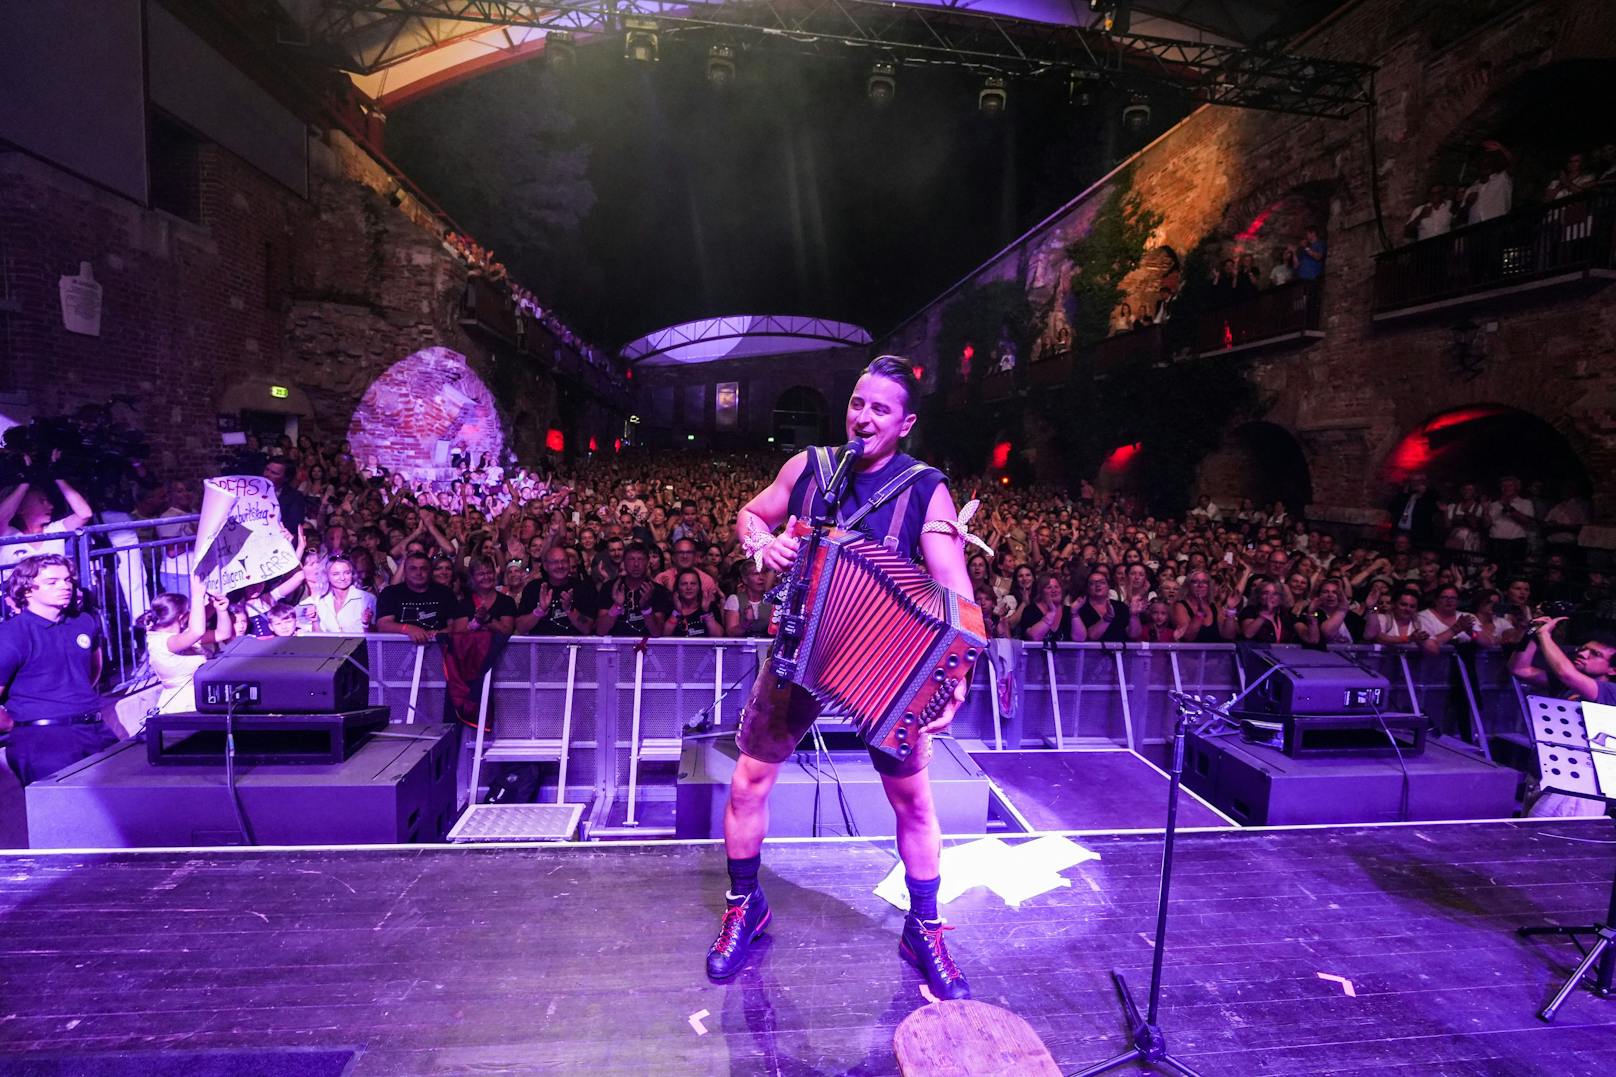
{"left": 26, "top": 725, "right": 459, "bottom": 848}
{"left": 195, "top": 635, "right": 369, "bottom": 714}
{"left": 1245, "top": 648, "right": 1390, "bottom": 716}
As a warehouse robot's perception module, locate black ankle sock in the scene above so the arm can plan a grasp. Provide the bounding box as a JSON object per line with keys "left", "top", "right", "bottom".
{"left": 906, "top": 875, "right": 941, "bottom": 921}
{"left": 727, "top": 854, "right": 762, "bottom": 898}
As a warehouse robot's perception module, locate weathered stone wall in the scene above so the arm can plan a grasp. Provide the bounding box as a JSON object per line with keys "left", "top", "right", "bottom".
{"left": 881, "top": 0, "right": 1616, "bottom": 520}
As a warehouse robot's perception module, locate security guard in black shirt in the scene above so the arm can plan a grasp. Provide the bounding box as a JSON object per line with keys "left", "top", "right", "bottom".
{"left": 0, "top": 555, "right": 118, "bottom": 786}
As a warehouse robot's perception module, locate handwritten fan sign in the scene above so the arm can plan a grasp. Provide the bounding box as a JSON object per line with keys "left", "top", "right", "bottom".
{"left": 193, "top": 476, "right": 298, "bottom": 593}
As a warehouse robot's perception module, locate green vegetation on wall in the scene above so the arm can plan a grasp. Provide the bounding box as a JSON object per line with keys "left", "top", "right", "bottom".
{"left": 1061, "top": 170, "right": 1163, "bottom": 349}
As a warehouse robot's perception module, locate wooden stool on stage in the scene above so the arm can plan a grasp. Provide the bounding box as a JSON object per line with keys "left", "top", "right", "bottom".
{"left": 894, "top": 1000, "right": 1059, "bottom": 1076}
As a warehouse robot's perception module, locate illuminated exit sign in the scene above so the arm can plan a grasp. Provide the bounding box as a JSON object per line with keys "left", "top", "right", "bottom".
{"left": 270, "top": 385, "right": 289, "bottom": 399}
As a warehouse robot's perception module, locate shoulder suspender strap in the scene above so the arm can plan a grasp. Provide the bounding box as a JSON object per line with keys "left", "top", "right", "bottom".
{"left": 841, "top": 463, "right": 937, "bottom": 531}
{"left": 791, "top": 448, "right": 832, "bottom": 523}
{"left": 882, "top": 484, "right": 915, "bottom": 549}
{"left": 810, "top": 447, "right": 837, "bottom": 491}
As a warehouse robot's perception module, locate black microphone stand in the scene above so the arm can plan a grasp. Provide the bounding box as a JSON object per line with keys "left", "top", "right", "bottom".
{"left": 1074, "top": 695, "right": 1206, "bottom": 1077}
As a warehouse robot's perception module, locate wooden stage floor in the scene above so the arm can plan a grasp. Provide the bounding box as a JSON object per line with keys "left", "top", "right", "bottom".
{"left": 2, "top": 820, "right": 1614, "bottom": 1075}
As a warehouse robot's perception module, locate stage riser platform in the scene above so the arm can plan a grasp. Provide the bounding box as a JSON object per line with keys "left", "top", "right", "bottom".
{"left": 25, "top": 726, "right": 458, "bottom": 848}
{"left": 1185, "top": 732, "right": 1520, "bottom": 826}
{"left": 1, "top": 821, "right": 1612, "bottom": 1074}
{"left": 674, "top": 735, "right": 989, "bottom": 838}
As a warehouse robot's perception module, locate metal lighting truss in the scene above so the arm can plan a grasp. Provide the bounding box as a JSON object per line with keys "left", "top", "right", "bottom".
{"left": 304, "top": 0, "right": 1374, "bottom": 118}
{"left": 619, "top": 314, "right": 872, "bottom": 363}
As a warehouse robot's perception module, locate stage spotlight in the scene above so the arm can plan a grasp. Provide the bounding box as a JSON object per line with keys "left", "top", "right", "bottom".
{"left": 706, "top": 43, "right": 736, "bottom": 89}
{"left": 978, "top": 76, "right": 1007, "bottom": 115}
{"left": 1122, "top": 93, "right": 1151, "bottom": 133}
{"left": 546, "top": 30, "right": 575, "bottom": 72}
{"left": 1068, "top": 68, "right": 1101, "bottom": 107}
{"left": 623, "top": 18, "right": 659, "bottom": 63}
{"left": 867, "top": 58, "right": 897, "bottom": 106}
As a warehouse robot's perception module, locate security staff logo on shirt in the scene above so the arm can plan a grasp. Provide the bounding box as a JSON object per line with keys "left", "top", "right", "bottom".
{"left": 76, "top": 633, "right": 93, "bottom": 650}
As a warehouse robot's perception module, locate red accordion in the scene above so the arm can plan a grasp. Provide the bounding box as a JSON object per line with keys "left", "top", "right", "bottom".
{"left": 772, "top": 526, "right": 988, "bottom": 763}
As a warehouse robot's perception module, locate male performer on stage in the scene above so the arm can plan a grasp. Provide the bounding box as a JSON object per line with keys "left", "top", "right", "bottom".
{"left": 706, "top": 355, "right": 975, "bottom": 1000}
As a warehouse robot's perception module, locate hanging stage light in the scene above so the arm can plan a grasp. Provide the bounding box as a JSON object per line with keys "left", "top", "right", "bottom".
{"left": 867, "top": 58, "right": 897, "bottom": 106}
{"left": 1122, "top": 92, "right": 1152, "bottom": 133}
{"left": 978, "top": 75, "right": 1007, "bottom": 115}
{"left": 1069, "top": 68, "right": 1101, "bottom": 107}
{"left": 706, "top": 43, "right": 736, "bottom": 88}
{"left": 545, "top": 30, "right": 575, "bottom": 72}
{"left": 623, "top": 18, "right": 659, "bottom": 63}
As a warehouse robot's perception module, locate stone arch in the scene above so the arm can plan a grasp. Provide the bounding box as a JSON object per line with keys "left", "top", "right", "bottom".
{"left": 1380, "top": 404, "right": 1591, "bottom": 503}
{"left": 1196, "top": 421, "right": 1314, "bottom": 515}
{"left": 772, "top": 385, "right": 830, "bottom": 449}
{"left": 347, "top": 346, "right": 506, "bottom": 479}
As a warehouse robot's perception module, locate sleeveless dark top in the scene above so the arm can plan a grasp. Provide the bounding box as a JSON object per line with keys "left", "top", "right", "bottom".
{"left": 788, "top": 450, "right": 944, "bottom": 564}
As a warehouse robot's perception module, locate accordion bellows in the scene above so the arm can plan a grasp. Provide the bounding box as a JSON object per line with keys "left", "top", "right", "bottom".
{"left": 781, "top": 528, "right": 988, "bottom": 762}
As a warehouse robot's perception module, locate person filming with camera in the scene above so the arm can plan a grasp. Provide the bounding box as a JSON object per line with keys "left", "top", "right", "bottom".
{"left": 1510, "top": 608, "right": 1616, "bottom": 817}
{"left": 0, "top": 451, "right": 93, "bottom": 572}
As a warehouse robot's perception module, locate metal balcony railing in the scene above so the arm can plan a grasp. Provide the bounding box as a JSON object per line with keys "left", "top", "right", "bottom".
{"left": 1193, "top": 278, "right": 1324, "bottom": 355}
{"left": 1373, "top": 185, "right": 1616, "bottom": 318}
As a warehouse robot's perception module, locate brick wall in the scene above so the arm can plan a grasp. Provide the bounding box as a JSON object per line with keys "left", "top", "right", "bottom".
{"left": 881, "top": 0, "right": 1616, "bottom": 520}
{"left": 0, "top": 124, "right": 565, "bottom": 487}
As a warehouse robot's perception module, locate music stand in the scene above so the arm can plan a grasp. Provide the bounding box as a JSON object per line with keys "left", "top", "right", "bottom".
{"left": 1517, "top": 694, "right": 1616, "bottom": 1022}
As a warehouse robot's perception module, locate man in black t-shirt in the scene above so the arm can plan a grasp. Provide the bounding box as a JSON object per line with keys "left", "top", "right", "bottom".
{"left": 594, "top": 544, "right": 671, "bottom": 637}
{"left": 516, "top": 547, "right": 598, "bottom": 636}
{"left": 376, "top": 552, "right": 470, "bottom": 644}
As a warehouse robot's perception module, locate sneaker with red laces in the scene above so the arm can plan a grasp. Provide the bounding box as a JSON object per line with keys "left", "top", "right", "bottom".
{"left": 900, "top": 914, "right": 971, "bottom": 1000}
{"left": 706, "top": 887, "right": 771, "bottom": 980}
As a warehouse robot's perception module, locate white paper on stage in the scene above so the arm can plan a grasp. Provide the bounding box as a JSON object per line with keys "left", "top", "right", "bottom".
{"left": 874, "top": 835, "right": 1098, "bottom": 911}
{"left": 193, "top": 475, "right": 298, "bottom": 593}
{"left": 1583, "top": 701, "right": 1616, "bottom": 798}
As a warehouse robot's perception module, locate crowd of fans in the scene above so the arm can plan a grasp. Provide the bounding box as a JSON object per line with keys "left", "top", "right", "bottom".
{"left": 1402, "top": 141, "right": 1616, "bottom": 244}
{"left": 1109, "top": 224, "right": 1325, "bottom": 336}
{"left": 4, "top": 432, "right": 1609, "bottom": 718}
{"left": 26, "top": 435, "right": 1607, "bottom": 658}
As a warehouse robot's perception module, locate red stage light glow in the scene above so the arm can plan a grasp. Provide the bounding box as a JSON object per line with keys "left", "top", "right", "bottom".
{"left": 1384, "top": 406, "right": 1508, "bottom": 480}
{"left": 1102, "top": 442, "right": 1142, "bottom": 472}
{"left": 545, "top": 429, "right": 565, "bottom": 453}
{"left": 613, "top": 438, "right": 622, "bottom": 453}
{"left": 990, "top": 441, "right": 1012, "bottom": 470}
{"left": 588, "top": 437, "right": 598, "bottom": 453}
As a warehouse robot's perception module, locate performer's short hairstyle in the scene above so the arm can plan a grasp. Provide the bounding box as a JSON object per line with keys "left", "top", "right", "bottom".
{"left": 863, "top": 354, "right": 921, "bottom": 412}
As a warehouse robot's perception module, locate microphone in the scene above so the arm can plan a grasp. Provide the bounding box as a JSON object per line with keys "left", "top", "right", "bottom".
{"left": 824, "top": 438, "right": 864, "bottom": 508}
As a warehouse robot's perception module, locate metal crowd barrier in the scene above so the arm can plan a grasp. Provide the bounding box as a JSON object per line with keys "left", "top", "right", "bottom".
{"left": 1, "top": 515, "right": 203, "bottom": 686}
{"left": 349, "top": 635, "right": 1523, "bottom": 838}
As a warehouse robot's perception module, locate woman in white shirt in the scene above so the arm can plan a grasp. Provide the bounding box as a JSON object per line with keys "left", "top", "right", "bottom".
{"left": 312, "top": 555, "right": 376, "bottom": 633}
{"left": 1417, "top": 585, "right": 1476, "bottom": 654}
{"left": 722, "top": 562, "right": 775, "bottom": 638}
{"left": 1364, "top": 586, "right": 1428, "bottom": 646}
{"left": 141, "top": 578, "right": 235, "bottom": 714}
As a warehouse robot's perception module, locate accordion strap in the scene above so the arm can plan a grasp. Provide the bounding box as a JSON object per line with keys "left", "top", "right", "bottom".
{"left": 797, "top": 448, "right": 938, "bottom": 535}
{"left": 840, "top": 462, "right": 935, "bottom": 531}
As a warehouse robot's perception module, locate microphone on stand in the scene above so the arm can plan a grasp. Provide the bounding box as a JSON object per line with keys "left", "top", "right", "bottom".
{"left": 824, "top": 438, "right": 864, "bottom": 510}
